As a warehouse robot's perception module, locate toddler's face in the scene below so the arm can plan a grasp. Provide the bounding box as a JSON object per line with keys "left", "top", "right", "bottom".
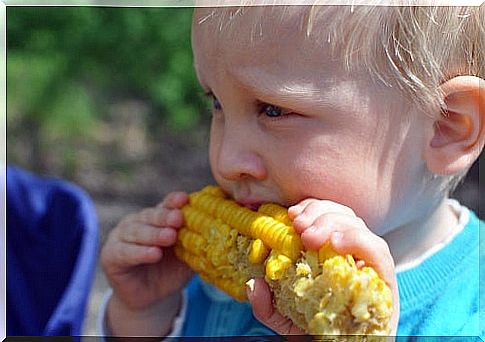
{"left": 192, "top": 7, "right": 434, "bottom": 235}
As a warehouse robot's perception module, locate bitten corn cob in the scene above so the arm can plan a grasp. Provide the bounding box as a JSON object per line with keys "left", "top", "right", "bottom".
{"left": 175, "top": 185, "right": 392, "bottom": 335}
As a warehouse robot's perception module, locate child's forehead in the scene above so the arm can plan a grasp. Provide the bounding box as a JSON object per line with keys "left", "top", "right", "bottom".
{"left": 194, "top": 8, "right": 325, "bottom": 80}
{"left": 192, "top": 6, "right": 355, "bottom": 66}
{"left": 193, "top": 7, "right": 321, "bottom": 47}
{"left": 191, "top": 6, "right": 383, "bottom": 61}
{"left": 193, "top": 6, "right": 312, "bottom": 31}
{"left": 193, "top": 5, "right": 350, "bottom": 43}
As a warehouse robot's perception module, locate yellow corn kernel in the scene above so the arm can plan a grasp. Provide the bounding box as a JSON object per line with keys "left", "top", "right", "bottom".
{"left": 174, "top": 246, "right": 213, "bottom": 277}
{"left": 182, "top": 205, "right": 213, "bottom": 234}
{"left": 258, "top": 203, "right": 293, "bottom": 227}
{"left": 318, "top": 241, "right": 339, "bottom": 262}
{"left": 251, "top": 216, "right": 301, "bottom": 260}
{"left": 248, "top": 239, "right": 270, "bottom": 264}
{"left": 265, "top": 250, "right": 292, "bottom": 281}
{"left": 201, "top": 185, "right": 225, "bottom": 197}
{"left": 178, "top": 229, "right": 206, "bottom": 256}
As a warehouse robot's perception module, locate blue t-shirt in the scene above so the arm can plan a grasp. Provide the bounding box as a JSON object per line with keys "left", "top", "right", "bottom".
{"left": 180, "top": 204, "right": 483, "bottom": 339}
{"left": 396, "top": 207, "right": 482, "bottom": 338}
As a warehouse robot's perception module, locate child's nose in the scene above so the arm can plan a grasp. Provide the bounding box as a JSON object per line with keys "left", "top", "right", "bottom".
{"left": 216, "top": 132, "right": 267, "bottom": 181}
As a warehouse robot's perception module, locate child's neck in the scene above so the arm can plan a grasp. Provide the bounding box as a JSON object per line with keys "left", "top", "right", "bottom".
{"left": 384, "top": 198, "right": 460, "bottom": 272}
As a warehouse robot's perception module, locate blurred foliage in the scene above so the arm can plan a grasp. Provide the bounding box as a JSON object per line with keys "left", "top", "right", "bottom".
{"left": 7, "top": 7, "right": 208, "bottom": 173}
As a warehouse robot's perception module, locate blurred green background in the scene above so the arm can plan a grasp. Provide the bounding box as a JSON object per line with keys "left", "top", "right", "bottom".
{"left": 8, "top": 7, "right": 205, "bottom": 137}
{"left": 7, "top": 7, "right": 215, "bottom": 213}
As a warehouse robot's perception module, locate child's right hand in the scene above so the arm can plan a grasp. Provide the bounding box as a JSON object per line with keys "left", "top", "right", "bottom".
{"left": 247, "top": 198, "right": 399, "bottom": 336}
{"left": 100, "top": 191, "right": 193, "bottom": 321}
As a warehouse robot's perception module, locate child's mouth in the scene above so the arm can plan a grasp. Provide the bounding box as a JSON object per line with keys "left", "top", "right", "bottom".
{"left": 237, "top": 201, "right": 262, "bottom": 211}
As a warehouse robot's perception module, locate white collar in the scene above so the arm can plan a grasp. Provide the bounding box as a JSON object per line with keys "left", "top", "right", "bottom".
{"left": 395, "top": 199, "right": 469, "bottom": 273}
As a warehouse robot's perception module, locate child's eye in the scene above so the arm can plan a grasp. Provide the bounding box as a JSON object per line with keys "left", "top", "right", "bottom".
{"left": 212, "top": 96, "right": 222, "bottom": 111}
{"left": 209, "top": 93, "right": 222, "bottom": 111}
{"left": 262, "top": 104, "right": 282, "bottom": 117}
{"left": 204, "top": 91, "right": 222, "bottom": 111}
{"left": 259, "top": 103, "right": 293, "bottom": 119}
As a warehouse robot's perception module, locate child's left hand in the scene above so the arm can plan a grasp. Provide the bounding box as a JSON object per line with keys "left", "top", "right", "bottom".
{"left": 246, "top": 198, "right": 400, "bottom": 335}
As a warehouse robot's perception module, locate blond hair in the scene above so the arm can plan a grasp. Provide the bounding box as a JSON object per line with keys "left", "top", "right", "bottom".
{"left": 307, "top": 4, "right": 483, "bottom": 113}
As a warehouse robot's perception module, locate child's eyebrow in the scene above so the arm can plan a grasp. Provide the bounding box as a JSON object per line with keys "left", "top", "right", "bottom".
{"left": 233, "top": 66, "right": 351, "bottom": 114}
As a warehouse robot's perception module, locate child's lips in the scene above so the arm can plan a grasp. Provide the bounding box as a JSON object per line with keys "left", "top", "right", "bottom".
{"left": 236, "top": 200, "right": 263, "bottom": 211}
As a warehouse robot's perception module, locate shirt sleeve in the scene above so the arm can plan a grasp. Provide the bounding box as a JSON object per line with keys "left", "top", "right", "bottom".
{"left": 97, "top": 287, "right": 188, "bottom": 340}
{"left": 96, "top": 288, "right": 113, "bottom": 338}
{"left": 166, "top": 287, "right": 188, "bottom": 338}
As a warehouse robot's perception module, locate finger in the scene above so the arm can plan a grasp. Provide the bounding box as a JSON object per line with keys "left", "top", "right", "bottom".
{"left": 330, "top": 228, "right": 395, "bottom": 282}
{"left": 288, "top": 198, "right": 327, "bottom": 221}
{"left": 158, "top": 192, "right": 189, "bottom": 209}
{"left": 289, "top": 198, "right": 355, "bottom": 218}
{"left": 331, "top": 229, "right": 400, "bottom": 335}
{"left": 120, "top": 224, "right": 177, "bottom": 247}
{"left": 247, "top": 278, "right": 305, "bottom": 335}
{"left": 107, "top": 242, "right": 163, "bottom": 269}
{"left": 287, "top": 198, "right": 314, "bottom": 219}
{"left": 137, "top": 207, "right": 185, "bottom": 228}
{"left": 300, "top": 212, "right": 365, "bottom": 250}
{"left": 290, "top": 200, "right": 356, "bottom": 234}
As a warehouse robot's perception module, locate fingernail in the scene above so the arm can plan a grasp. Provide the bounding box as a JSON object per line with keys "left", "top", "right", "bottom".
{"left": 246, "top": 279, "right": 255, "bottom": 292}
{"left": 287, "top": 205, "right": 299, "bottom": 216}
{"left": 331, "top": 231, "right": 343, "bottom": 244}
{"left": 307, "top": 225, "right": 318, "bottom": 234}
{"left": 293, "top": 214, "right": 307, "bottom": 225}
{"left": 246, "top": 279, "right": 256, "bottom": 300}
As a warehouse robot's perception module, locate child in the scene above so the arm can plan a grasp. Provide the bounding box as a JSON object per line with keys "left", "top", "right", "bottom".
{"left": 99, "top": 4, "right": 484, "bottom": 338}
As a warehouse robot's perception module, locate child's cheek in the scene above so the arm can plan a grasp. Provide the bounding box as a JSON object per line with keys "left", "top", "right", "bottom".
{"left": 283, "top": 164, "right": 389, "bottom": 233}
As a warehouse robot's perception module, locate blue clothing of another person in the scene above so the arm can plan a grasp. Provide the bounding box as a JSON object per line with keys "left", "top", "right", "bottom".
{"left": 178, "top": 202, "right": 483, "bottom": 339}
{"left": 6, "top": 165, "right": 99, "bottom": 336}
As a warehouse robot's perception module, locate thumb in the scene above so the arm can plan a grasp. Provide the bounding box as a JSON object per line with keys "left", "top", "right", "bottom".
{"left": 246, "top": 278, "right": 305, "bottom": 335}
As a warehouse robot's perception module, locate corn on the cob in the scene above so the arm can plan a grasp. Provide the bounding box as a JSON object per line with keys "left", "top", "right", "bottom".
{"left": 175, "top": 185, "right": 392, "bottom": 335}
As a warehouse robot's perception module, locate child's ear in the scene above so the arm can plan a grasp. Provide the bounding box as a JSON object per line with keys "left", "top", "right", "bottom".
{"left": 424, "top": 75, "right": 484, "bottom": 175}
